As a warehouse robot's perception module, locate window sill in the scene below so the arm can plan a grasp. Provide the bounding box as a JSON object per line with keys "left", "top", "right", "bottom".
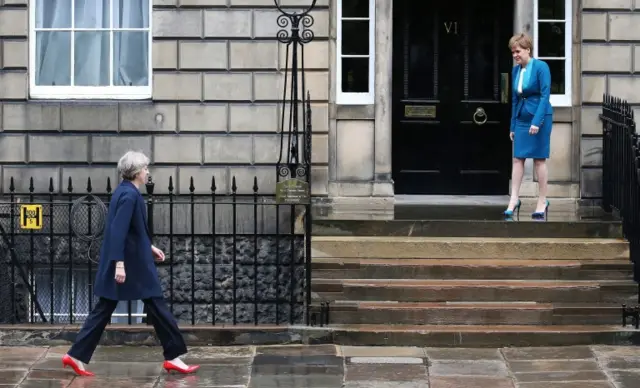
{"left": 29, "top": 86, "right": 152, "bottom": 101}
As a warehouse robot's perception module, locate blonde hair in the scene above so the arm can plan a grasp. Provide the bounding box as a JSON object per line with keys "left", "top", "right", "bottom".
{"left": 509, "top": 33, "right": 533, "bottom": 52}
{"left": 117, "top": 150, "right": 150, "bottom": 181}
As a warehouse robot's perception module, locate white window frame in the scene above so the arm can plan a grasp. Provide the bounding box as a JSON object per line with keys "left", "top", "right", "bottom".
{"left": 336, "top": 0, "right": 376, "bottom": 105}
{"left": 533, "top": 0, "right": 572, "bottom": 107}
{"left": 28, "top": 0, "right": 153, "bottom": 100}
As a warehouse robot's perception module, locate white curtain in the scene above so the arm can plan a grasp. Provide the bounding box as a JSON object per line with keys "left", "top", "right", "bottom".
{"left": 34, "top": 268, "right": 94, "bottom": 323}
{"left": 35, "top": 268, "right": 144, "bottom": 324}
{"left": 35, "top": 0, "right": 149, "bottom": 87}
{"left": 112, "top": 0, "right": 150, "bottom": 86}
{"left": 35, "top": 0, "right": 72, "bottom": 86}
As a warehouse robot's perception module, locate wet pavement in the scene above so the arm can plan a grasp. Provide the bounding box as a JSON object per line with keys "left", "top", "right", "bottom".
{"left": 0, "top": 344, "right": 638, "bottom": 387}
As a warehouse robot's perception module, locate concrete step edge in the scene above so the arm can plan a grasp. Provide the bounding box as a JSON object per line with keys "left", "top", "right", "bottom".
{"left": 309, "top": 301, "right": 624, "bottom": 311}
{"left": 313, "top": 236, "right": 628, "bottom": 244}
{"left": 313, "top": 279, "right": 636, "bottom": 287}
{"left": 312, "top": 258, "right": 633, "bottom": 266}
{"left": 326, "top": 324, "right": 634, "bottom": 333}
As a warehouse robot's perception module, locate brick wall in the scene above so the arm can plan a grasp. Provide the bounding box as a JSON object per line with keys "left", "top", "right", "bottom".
{"left": 0, "top": 0, "right": 330, "bottom": 196}
{"left": 580, "top": 0, "right": 640, "bottom": 199}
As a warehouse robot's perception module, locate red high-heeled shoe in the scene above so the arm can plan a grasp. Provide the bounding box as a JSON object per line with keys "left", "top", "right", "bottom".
{"left": 62, "top": 354, "right": 95, "bottom": 377}
{"left": 163, "top": 360, "right": 200, "bottom": 374}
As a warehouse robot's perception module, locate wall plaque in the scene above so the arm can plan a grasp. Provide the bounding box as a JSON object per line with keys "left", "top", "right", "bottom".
{"left": 276, "top": 178, "right": 310, "bottom": 204}
{"left": 405, "top": 105, "right": 436, "bottom": 118}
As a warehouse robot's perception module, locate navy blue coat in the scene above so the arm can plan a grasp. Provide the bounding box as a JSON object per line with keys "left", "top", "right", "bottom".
{"left": 94, "top": 180, "right": 163, "bottom": 301}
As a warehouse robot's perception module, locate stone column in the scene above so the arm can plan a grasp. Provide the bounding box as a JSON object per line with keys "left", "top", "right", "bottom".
{"left": 514, "top": 0, "right": 537, "bottom": 196}
{"left": 373, "top": 0, "right": 394, "bottom": 197}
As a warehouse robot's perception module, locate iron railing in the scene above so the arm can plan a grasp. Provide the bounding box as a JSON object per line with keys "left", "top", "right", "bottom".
{"left": 0, "top": 175, "right": 310, "bottom": 326}
{"left": 600, "top": 94, "right": 640, "bottom": 328}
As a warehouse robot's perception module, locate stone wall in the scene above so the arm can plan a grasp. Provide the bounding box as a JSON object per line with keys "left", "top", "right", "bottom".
{"left": 0, "top": 0, "right": 330, "bottom": 200}
{"left": 580, "top": 0, "right": 640, "bottom": 199}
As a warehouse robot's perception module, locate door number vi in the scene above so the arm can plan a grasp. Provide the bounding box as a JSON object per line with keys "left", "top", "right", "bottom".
{"left": 444, "top": 21, "right": 458, "bottom": 34}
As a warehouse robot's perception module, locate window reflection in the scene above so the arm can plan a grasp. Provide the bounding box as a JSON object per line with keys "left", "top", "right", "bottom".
{"left": 538, "top": 0, "right": 564, "bottom": 19}
{"left": 342, "top": 58, "right": 369, "bottom": 93}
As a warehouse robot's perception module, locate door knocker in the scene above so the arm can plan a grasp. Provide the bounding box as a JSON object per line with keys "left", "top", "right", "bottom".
{"left": 473, "top": 107, "right": 488, "bottom": 126}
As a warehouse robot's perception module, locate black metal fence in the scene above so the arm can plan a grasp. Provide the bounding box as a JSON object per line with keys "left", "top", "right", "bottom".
{"left": 0, "top": 175, "right": 311, "bottom": 326}
{"left": 600, "top": 94, "right": 640, "bottom": 327}
{"left": 601, "top": 95, "right": 640, "bottom": 279}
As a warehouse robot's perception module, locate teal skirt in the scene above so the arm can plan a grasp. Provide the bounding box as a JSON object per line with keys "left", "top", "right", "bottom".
{"left": 513, "top": 113, "right": 552, "bottom": 159}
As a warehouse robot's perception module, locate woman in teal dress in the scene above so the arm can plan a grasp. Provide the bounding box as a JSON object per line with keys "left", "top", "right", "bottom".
{"left": 504, "top": 33, "right": 553, "bottom": 220}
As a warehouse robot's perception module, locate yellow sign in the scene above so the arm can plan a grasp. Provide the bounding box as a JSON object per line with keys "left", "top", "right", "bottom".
{"left": 20, "top": 205, "right": 43, "bottom": 230}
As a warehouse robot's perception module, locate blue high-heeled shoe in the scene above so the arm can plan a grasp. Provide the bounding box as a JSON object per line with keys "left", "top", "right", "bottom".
{"left": 503, "top": 199, "right": 521, "bottom": 218}
{"left": 531, "top": 200, "right": 550, "bottom": 220}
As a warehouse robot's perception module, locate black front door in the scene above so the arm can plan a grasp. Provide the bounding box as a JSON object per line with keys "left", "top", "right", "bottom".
{"left": 392, "top": 0, "right": 514, "bottom": 195}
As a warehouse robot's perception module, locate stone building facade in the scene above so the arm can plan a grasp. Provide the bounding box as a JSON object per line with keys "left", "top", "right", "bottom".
{"left": 0, "top": 0, "right": 330, "bottom": 198}
{"left": 0, "top": 0, "right": 637, "bottom": 204}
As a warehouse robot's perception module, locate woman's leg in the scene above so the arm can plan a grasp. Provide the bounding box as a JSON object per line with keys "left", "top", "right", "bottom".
{"left": 143, "top": 297, "right": 188, "bottom": 361}
{"left": 508, "top": 158, "right": 525, "bottom": 210}
{"left": 534, "top": 158, "right": 548, "bottom": 212}
{"left": 67, "top": 297, "right": 118, "bottom": 364}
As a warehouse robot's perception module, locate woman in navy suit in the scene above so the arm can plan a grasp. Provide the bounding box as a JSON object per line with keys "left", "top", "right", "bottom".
{"left": 61, "top": 151, "right": 199, "bottom": 376}
{"left": 504, "top": 33, "right": 554, "bottom": 220}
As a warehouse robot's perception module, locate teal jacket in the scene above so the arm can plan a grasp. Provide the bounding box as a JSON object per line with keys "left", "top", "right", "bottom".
{"left": 510, "top": 58, "right": 553, "bottom": 131}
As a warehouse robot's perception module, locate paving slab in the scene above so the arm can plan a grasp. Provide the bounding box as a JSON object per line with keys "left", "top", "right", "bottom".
{"left": 344, "top": 364, "right": 428, "bottom": 382}
{"left": 255, "top": 344, "right": 335, "bottom": 357}
{"left": 429, "top": 376, "right": 514, "bottom": 388}
{"left": 508, "top": 360, "right": 601, "bottom": 373}
{"left": 0, "top": 370, "right": 28, "bottom": 385}
{"left": 502, "top": 346, "right": 594, "bottom": 360}
{"left": 340, "top": 346, "right": 426, "bottom": 358}
{"left": 429, "top": 360, "right": 510, "bottom": 377}
{"left": 603, "top": 369, "right": 640, "bottom": 388}
{"left": 349, "top": 357, "right": 424, "bottom": 364}
{"left": 0, "top": 347, "right": 47, "bottom": 362}
{"left": 425, "top": 348, "right": 503, "bottom": 360}
{"left": 68, "top": 377, "right": 158, "bottom": 388}
{"left": 513, "top": 370, "right": 609, "bottom": 382}
{"left": 591, "top": 345, "right": 640, "bottom": 369}
{"left": 344, "top": 382, "right": 428, "bottom": 388}
{"left": 516, "top": 382, "right": 614, "bottom": 388}
{"left": 0, "top": 345, "right": 634, "bottom": 387}
{"left": 19, "top": 381, "right": 74, "bottom": 388}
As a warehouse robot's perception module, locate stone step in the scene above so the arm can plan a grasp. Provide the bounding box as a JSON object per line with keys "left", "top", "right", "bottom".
{"left": 312, "top": 279, "right": 638, "bottom": 304}
{"left": 309, "top": 301, "right": 623, "bottom": 326}
{"left": 312, "top": 236, "right": 629, "bottom": 260}
{"left": 323, "top": 324, "right": 640, "bottom": 347}
{"left": 3, "top": 324, "right": 640, "bottom": 348}
{"left": 312, "top": 258, "right": 634, "bottom": 281}
{"left": 313, "top": 218, "right": 623, "bottom": 238}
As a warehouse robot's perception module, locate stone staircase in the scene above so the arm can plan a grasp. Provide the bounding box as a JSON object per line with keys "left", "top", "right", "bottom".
{"left": 309, "top": 207, "right": 640, "bottom": 347}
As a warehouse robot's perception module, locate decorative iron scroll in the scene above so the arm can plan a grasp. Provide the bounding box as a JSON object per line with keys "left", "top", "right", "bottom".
{"left": 70, "top": 179, "right": 108, "bottom": 264}
{"left": 274, "top": 0, "right": 316, "bottom": 204}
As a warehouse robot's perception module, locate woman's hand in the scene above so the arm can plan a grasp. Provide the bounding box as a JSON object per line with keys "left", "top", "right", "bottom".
{"left": 152, "top": 245, "right": 165, "bottom": 262}
{"left": 509, "top": 132, "right": 514, "bottom": 141}
{"left": 115, "top": 262, "right": 126, "bottom": 284}
{"left": 529, "top": 125, "right": 539, "bottom": 135}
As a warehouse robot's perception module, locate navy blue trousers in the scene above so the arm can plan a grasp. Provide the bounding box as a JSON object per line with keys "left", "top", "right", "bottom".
{"left": 68, "top": 297, "right": 187, "bottom": 364}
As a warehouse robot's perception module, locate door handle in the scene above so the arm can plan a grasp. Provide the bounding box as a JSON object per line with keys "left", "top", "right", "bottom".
{"left": 472, "top": 107, "right": 487, "bottom": 125}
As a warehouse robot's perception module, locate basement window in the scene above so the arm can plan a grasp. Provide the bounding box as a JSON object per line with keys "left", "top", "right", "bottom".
{"left": 28, "top": 268, "right": 144, "bottom": 324}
